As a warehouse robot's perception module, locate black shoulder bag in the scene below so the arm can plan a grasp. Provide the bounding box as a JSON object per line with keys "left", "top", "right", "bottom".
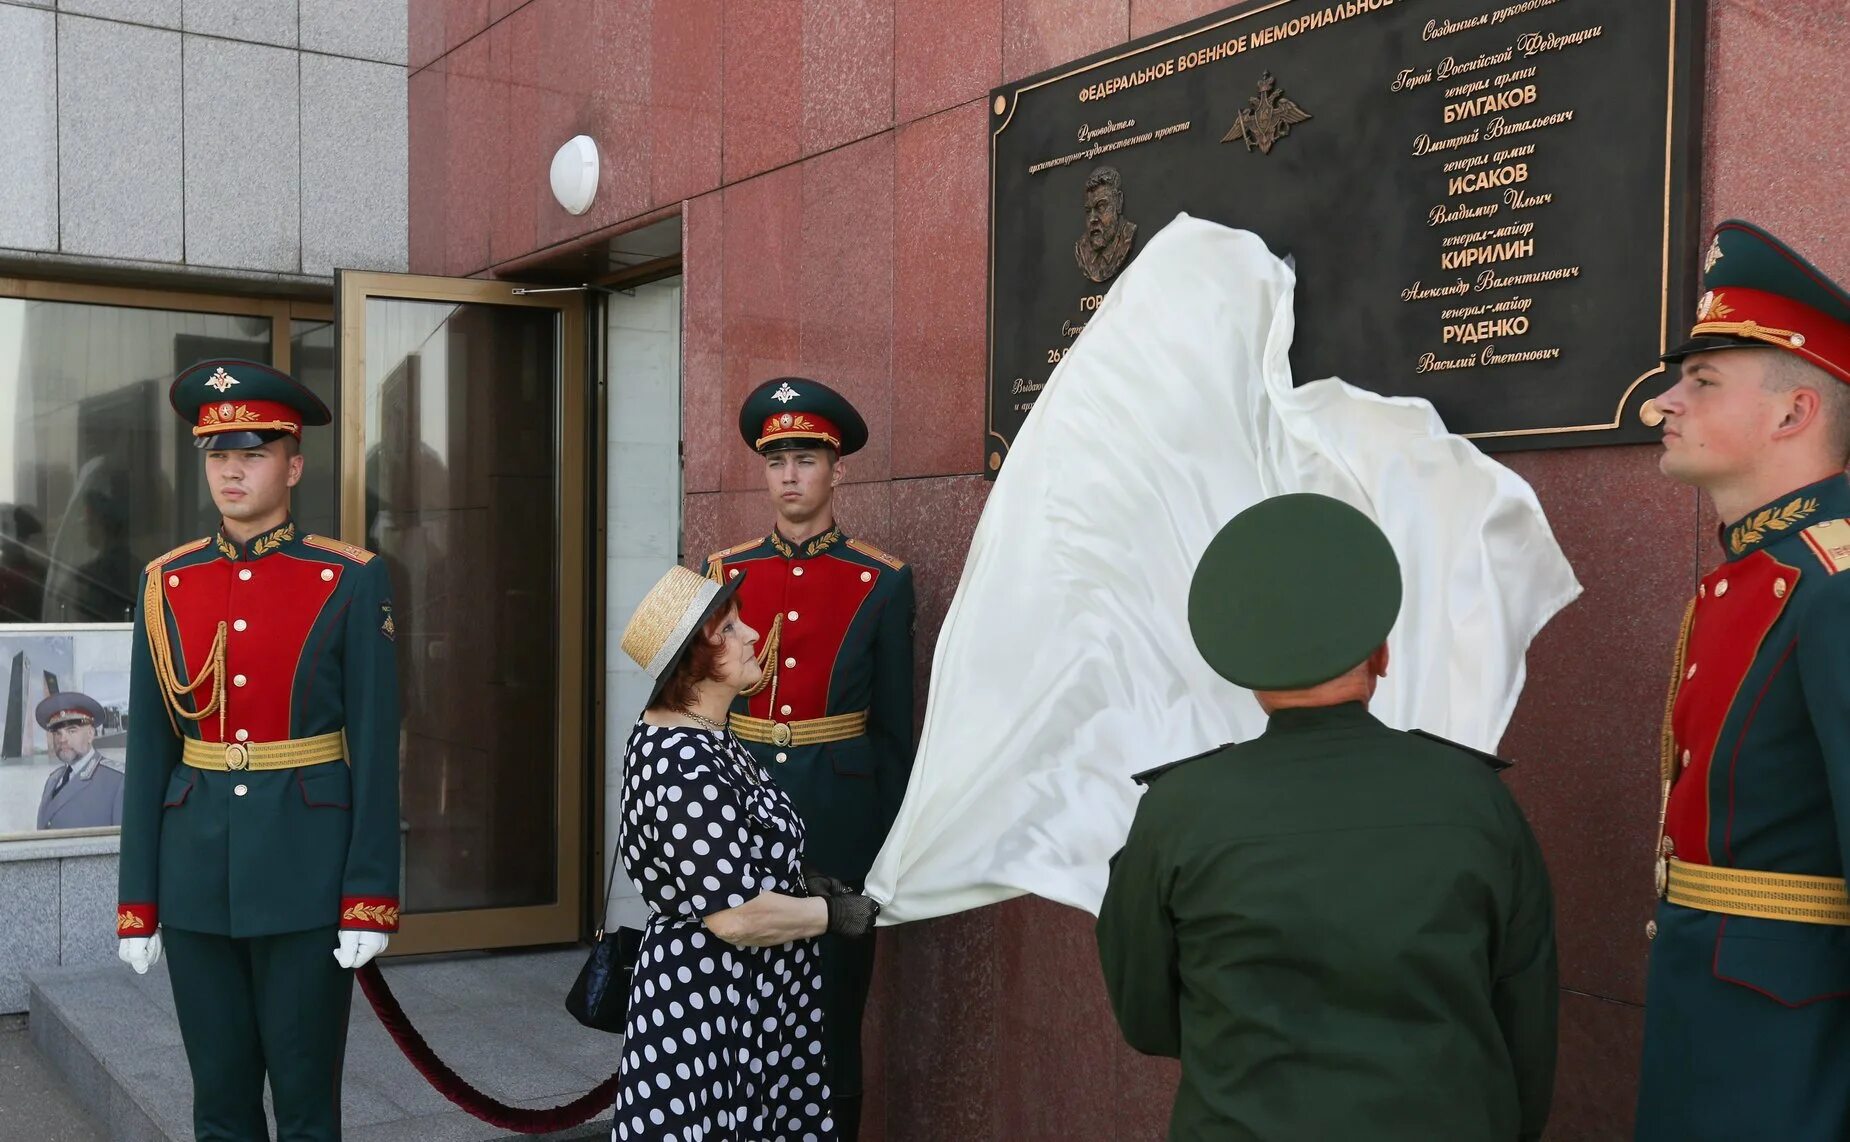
{"left": 565, "top": 828, "right": 644, "bottom": 1033}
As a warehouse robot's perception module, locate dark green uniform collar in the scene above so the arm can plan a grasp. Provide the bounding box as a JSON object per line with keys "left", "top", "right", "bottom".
{"left": 1721, "top": 474, "right": 1850, "bottom": 558}
{"left": 214, "top": 518, "right": 298, "bottom": 562}
{"left": 769, "top": 523, "right": 845, "bottom": 560}
{"left": 1260, "top": 701, "right": 1381, "bottom": 736}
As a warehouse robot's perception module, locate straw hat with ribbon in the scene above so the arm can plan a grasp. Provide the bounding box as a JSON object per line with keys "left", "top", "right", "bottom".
{"left": 620, "top": 565, "right": 747, "bottom": 708}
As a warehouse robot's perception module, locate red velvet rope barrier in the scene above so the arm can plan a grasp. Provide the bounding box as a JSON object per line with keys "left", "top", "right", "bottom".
{"left": 357, "top": 962, "right": 621, "bottom": 1134}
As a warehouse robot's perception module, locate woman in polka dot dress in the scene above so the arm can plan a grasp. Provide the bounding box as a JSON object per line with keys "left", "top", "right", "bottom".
{"left": 614, "top": 566, "right": 882, "bottom": 1142}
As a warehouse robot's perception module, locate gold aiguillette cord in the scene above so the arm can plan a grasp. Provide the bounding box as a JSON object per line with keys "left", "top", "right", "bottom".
{"left": 142, "top": 571, "right": 228, "bottom": 742}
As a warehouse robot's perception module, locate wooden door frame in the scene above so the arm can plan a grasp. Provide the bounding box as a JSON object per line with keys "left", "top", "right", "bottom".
{"left": 336, "top": 270, "right": 587, "bottom": 955}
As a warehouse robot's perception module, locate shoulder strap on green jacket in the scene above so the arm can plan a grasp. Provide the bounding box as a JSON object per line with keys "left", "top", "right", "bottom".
{"left": 1131, "top": 743, "right": 1235, "bottom": 786}
{"left": 1409, "top": 728, "right": 1511, "bottom": 771}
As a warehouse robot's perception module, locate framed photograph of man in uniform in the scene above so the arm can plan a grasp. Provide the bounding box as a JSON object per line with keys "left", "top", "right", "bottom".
{"left": 0, "top": 625, "right": 133, "bottom": 839}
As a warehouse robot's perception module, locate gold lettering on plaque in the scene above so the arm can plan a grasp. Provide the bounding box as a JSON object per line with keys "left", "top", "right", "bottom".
{"left": 1221, "top": 72, "right": 1312, "bottom": 155}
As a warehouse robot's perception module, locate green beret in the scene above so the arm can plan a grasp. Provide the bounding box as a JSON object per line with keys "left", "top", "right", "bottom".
{"left": 1188, "top": 493, "right": 1402, "bottom": 690}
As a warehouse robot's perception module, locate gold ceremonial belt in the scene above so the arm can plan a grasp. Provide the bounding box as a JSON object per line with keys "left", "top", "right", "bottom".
{"left": 1665, "top": 858, "right": 1850, "bottom": 926}
{"left": 181, "top": 731, "right": 346, "bottom": 773}
{"left": 730, "top": 710, "right": 868, "bottom": 749}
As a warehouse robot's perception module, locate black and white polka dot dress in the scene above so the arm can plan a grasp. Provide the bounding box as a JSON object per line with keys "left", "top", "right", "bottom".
{"left": 613, "top": 722, "right": 835, "bottom": 1142}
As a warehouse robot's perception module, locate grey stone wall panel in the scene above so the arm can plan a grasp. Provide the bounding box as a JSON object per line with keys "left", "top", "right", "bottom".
{"left": 57, "top": 853, "right": 121, "bottom": 972}
{"left": 0, "top": 4, "right": 58, "bottom": 250}
{"left": 56, "top": 0, "right": 180, "bottom": 29}
{"left": 183, "top": 35, "right": 301, "bottom": 271}
{"left": 0, "top": 860, "right": 59, "bottom": 1012}
{"left": 183, "top": 0, "right": 298, "bottom": 48}
{"left": 56, "top": 14, "right": 183, "bottom": 261}
{"left": 301, "top": 0, "right": 409, "bottom": 66}
{"left": 301, "top": 53, "right": 407, "bottom": 274}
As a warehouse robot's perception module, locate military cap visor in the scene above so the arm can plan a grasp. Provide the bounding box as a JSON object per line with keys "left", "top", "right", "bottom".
{"left": 36, "top": 691, "right": 104, "bottom": 731}
{"left": 739, "top": 377, "right": 868, "bottom": 456}
{"left": 195, "top": 428, "right": 298, "bottom": 451}
{"left": 169, "top": 359, "right": 332, "bottom": 449}
{"left": 1188, "top": 494, "right": 1402, "bottom": 691}
{"left": 1660, "top": 334, "right": 1770, "bottom": 365}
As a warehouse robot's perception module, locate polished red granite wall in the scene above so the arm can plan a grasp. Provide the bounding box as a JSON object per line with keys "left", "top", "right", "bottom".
{"left": 408, "top": 1, "right": 1850, "bottom": 1136}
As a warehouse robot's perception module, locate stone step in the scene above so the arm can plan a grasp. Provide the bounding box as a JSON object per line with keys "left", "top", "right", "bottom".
{"left": 26, "top": 948, "right": 617, "bottom": 1142}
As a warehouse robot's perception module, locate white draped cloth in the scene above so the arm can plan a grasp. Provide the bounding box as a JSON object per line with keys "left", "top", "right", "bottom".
{"left": 864, "top": 214, "right": 1581, "bottom": 925}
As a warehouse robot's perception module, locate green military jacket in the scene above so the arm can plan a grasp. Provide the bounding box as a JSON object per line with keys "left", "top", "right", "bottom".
{"left": 116, "top": 521, "right": 402, "bottom": 939}
{"left": 1639, "top": 474, "right": 1850, "bottom": 1140}
{"left": 1098, "top": 703, "right": 1557, "bottom": 1141}
{"left": 707, "top": 525, "right": 915, "bottom": 884}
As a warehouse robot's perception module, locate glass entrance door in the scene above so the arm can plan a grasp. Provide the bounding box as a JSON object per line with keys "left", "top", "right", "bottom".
{"left": 336, "top": 272, "right": 587, "bottom": 954}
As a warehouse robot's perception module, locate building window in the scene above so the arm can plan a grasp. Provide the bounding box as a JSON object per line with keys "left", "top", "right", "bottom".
{"left": 0, "top": 282, "right": 332, "bottom": 839}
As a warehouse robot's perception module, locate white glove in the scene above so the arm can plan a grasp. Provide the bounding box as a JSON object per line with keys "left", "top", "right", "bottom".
{"left": 118, "top": 931, "right": 163, "bottom": 975}
{"left": 333, "top": 929, "right": 389, "bottom": 970}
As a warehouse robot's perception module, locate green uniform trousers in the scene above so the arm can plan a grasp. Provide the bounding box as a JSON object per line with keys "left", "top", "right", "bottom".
{"left": 822, "top": 927, "right": 876, "bottom": 1096}
{"left": 163, "top": 925, "right": 354, "bottom": 1141}
{"left": 821, "top": 929, "right": 876, "bottom": 1140}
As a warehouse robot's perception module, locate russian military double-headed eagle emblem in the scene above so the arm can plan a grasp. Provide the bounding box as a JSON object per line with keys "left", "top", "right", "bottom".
{"left": 206, "top": 367, "right": 241, "bottom": 393}
{"left": 1221, "top": 71, "right": 1312, "bottom": 155}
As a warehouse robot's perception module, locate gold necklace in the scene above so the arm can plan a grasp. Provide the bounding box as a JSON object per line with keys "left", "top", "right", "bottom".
{"left": 682, "top": 709, "right": 729, "bottom": 735}
{"left": 680, "top": 709, "right": 767, "bottom": 787}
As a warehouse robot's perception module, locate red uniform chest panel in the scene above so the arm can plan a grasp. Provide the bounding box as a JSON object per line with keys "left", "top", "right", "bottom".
{"left": 732, "top": 556, "right": 879, "bottom": 721}
{"left": 163, "top": 554, "right": 343, "bottom": 742}
{"left": 1665, "top": 550, "right": 1797, "bottom": 864}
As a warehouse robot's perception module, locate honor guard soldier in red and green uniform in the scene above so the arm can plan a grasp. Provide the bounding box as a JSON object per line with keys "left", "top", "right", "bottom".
{"left": 116, "top": 359, "right": 401, "bottom": 1142}
{"left": 1638, "top": 222, "right": 1850, "bottom": 1140}
{"left": 707, "top": 377, "right": 915, "bottom": 1139}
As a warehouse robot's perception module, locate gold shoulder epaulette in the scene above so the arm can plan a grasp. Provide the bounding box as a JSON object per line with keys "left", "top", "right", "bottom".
{"left": 706, "top": 538, "right": 765, "bottom": 582}
{"left": 145, "top": 537, "right": 211, "bottom": 573}
{"left": 847, "top": 538, "right": 906, "bottom": 570}
{"left": 303, "top": 535, "right": 377, "bottom": 564}
{"left": 710, "top": 538, "right": 763, "bottom": 561}
{"left": 1800, "top": 518, "right": 1850, "bottom": 574}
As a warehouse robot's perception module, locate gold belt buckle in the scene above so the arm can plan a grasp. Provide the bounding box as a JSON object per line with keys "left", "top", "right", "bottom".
{"left": 771, "top": 722, "right": 793, "bottom": 747}
{"left": 224, "top": 742, "right": 251, "bottom": 771}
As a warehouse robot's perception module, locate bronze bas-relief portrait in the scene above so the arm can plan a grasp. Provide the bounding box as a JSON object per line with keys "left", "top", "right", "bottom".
{"left": 1075, "top": 166, "right": 1137, "bottom": 284}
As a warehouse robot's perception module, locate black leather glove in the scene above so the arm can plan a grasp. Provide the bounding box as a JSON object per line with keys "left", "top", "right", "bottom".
{"left": 801, "top": 864, "right": 855, "bottom": 899}
{"left": 824, "top": 893, "right": 880, "bottom": 938}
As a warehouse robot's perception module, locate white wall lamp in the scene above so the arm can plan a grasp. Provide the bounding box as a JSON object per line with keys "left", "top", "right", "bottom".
{"left": 550, "top": 135, "right": 600, "bottom": 216}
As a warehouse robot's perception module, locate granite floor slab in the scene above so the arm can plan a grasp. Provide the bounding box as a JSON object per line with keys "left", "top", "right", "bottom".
{"left": 0, "top": 1013, "right": 107, "bottom": 1142}
{"left": 26, "top": 948, "right": 614, "bottom": 1142}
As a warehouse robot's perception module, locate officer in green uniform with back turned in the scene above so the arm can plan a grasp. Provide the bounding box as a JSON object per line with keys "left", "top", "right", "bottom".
{"left": 1636, "top": 222, "right": 1850, "bottom": 1141}
{"left": 116, "top": 359, "right": 401, "bottom": 1142}
{"left": 1097, "top": 493, "right": 1558, "bottom": 1141}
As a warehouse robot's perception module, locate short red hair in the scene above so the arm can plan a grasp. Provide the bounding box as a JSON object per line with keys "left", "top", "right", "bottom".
{"left": 653, "top": 604, "right": 731, "bottom": 713}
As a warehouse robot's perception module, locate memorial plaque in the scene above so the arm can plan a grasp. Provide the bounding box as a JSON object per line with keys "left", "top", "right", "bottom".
{"left": 985, "top": 0, "right": 1704, "bottom": 475}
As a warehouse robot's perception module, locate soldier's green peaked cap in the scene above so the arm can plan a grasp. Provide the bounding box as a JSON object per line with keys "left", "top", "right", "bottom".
{"left": 170, "top": 357, "right": 331, "bottom": 450}
{"left": 739, "top": 376, "right": 868, "bottom": 455}
{"left": 1661, "top": 220, "right": 1850, "bottom": 385}
{"left": 1188, "top": 493, "right": 1402, "bottom": 691}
